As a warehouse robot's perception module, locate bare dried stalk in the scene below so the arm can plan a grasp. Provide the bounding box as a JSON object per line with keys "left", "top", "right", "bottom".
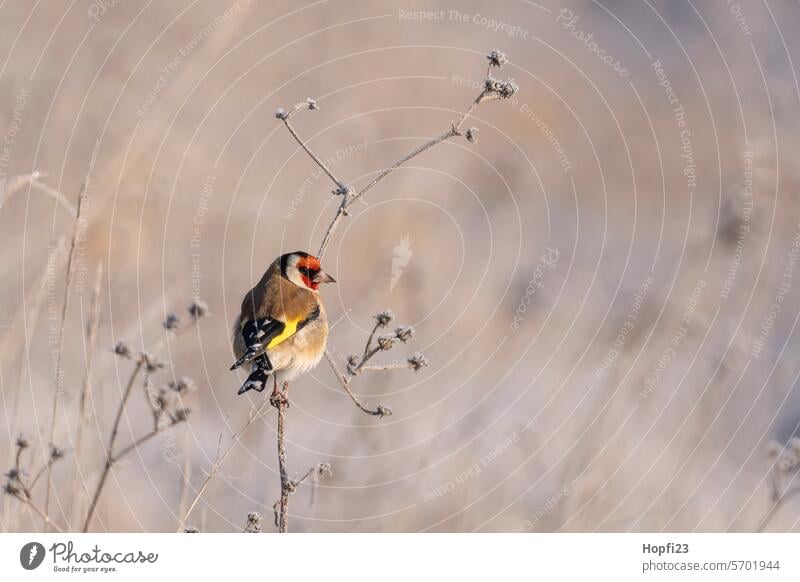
{"left": 324, "top": 350, "right": 391, "bottom": 417}
{"left": 0, "top": 171, "right": 77, "bottom": 217}
{"left": 82, "top": 357, "right": 143, "bottom": 532}
{"left": 81, "top": 301, "right": 205, "bottom": 531}
{"left": 5, "top": 440, "right": 65, "bottom": 532}
{"left": 177, "top": 396, "right": 272, "bottom": 531}
{"left": 269, "top": 378, "right": 330, "bottom": 532}
{"left": 176, "top": 429, "right": 193, "bottom": 532}
{"left": 272, "top": 461, "right": 331, "bottom": 530}
{"left": 310, "top": 75, "right": 501, "bottom": 259}
{"left": 758, "top": 480, "right": 800, "bottom": 532}
{"left": 273, "top": 382, "right": 290, "bottom": 532}
{"left": 7, "top": 491, "right": 64, "bottom": 533}
{"left": 69, "top": 263, "right": 103, "bottom": 528}
{"left": 322, "top": 314, "right": 425, "bottom": 417}
{"left": 1, "top": 237, "right": 67, "bottom": 531}
{"left": 44, "top": 177, "right": 90, "bottom": 529}
{"left": 279, "top": 114, "right": 347, "bottom": 193}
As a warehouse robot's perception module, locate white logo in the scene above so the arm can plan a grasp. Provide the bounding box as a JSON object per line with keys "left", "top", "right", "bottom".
{"left": 390, "top": 235, "right": 413, "bottom": 291}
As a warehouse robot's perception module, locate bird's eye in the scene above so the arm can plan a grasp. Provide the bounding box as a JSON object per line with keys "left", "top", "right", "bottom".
{"left": 298, "top": 266, "right": 319, "bottom": 280}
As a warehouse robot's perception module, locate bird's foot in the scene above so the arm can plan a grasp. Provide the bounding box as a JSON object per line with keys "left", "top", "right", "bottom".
{"left": 269, "top": 384, "right": 289, "bottom": 408}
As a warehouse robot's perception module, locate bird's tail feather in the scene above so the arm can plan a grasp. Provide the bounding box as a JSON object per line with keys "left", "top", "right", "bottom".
{"left": 236, "top": 355, "right": 274, "bottom": 395}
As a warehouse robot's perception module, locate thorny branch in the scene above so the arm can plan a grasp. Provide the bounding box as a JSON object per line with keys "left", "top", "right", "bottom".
{"left": 265, "top": 49, "right": 515, "bottom": 532}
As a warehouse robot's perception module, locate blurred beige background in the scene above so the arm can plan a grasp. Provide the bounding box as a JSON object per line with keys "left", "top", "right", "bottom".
{"left": 2, "top": 0, "right": 800, "bottom": 532}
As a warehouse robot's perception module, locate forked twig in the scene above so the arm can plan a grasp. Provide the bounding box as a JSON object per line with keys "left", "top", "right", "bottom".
{"left": 266, "top": 50, "right": 515, "bottom": 533}
{"left": 83, "top": 302, "right": 205, "bottom": 531}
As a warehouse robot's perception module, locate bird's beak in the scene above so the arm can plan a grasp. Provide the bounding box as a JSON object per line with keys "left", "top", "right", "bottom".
{"left": 314, "top": 270, "right": 336, "bottom": 284}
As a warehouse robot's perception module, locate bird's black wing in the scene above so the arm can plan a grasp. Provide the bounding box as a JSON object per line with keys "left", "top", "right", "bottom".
{"left": 230, "top": 317, "right": 285, "bottom": 371}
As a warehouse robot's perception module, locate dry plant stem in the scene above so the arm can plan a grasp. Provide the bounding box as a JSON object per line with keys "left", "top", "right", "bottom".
{"left": 82, "top": 358, "right": 143, "bottom": 532}
{"left": 313, "top": 90, "right": 486, "bottom": 261}
{"left": 44, "top": 181, "right": 89, "bottom": 529}
{"left": 324, "top": 350, "right": 389, "bottom": 417}
{"left": 6, "top": 448, "right": 64, "bottom": 532}
{"left": 281, "top": 117, "right": 347, "bottom": 192}
{"left": 358, "top": 362, "right": 412, "bottom": 372}
{"left": 176, "top": 429, "right": 192, "bottom": 531}
{"left": 1, "top": 238, "right": 67, "bottom": 532}
{"left": 177, "top": 396, "right": 272, "bottom": 531}
{"left": 273, "top": 382, "right": 290, "bottom": 533}
{"left": 272, "top": 463, "right": 329, "bottom": 529}
{"left": 112, "top": 421, "right": 183, "bottom": 460}
{"left": 9, "top": 492, "right": 64, "bottom": 533}
{"left": 0, "top": 171, "right": 76, "bottom": 217}
{"left": 83, "top": 307, "right": 203, "bottom": 531}
{"left": 69, "top": 263, "right": 103, "bottom": 528}
{"left": 351, "top": 123, "right": 461, "bottom": 205}
{"left": 757, "top": 485, "right": 800, "bottom": 532}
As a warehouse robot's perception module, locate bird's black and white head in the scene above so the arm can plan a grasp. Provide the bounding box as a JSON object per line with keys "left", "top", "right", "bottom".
{"left": 280, "top": 251, "right": 336, "bottom": 291}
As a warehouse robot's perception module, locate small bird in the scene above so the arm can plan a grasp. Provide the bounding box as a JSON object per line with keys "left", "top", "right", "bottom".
{"left": 231, "top": 251, "right": 335, "bottom": 396}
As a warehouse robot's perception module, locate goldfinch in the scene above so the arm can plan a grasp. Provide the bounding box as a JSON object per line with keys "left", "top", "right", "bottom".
{"left": 231, "top": 251, "right": 335, "bottom": 395}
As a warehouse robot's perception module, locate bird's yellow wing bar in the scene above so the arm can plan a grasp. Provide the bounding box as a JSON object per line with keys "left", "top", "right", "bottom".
{"left": 266, "top": 318, "right": 299, "bottom": 349}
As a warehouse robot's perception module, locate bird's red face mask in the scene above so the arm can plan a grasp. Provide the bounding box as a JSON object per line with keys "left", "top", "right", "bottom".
{"left": 296, "top": 255, "right": 336, "bottom": 290}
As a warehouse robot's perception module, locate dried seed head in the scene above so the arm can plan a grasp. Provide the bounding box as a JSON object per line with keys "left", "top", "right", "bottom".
{"left": 778, "top": 456, "right": 795, "bottom": 473}
{"left": 50, "top": 445, "right": 65, "bottom": 462}
{"left": 377, "top": 335, "right": 396, "bottom": 351}
{"left": 317, "top": 462, "right": 333, "bottom": 478}
{"left": 188, "top": 298, "right": 210, "bottom": 321}
{"left": 465, "top": 127, "right": 478, "bottom": 143}
{"left": 275, "top": 108, "right": 288, "bottom": 120}
{"left": 487, "top": 49, "right": 508, "bottom": 68}
{"left": 3, "top": 480, "right": 21, "bottom": 496}
{"left": 174, "top": 407, "right": 192, "bottom": 422}
{"left": 156, "top": 388, "right": 172, "bottom": 411}
{"left": 245, "top": 511, "right": 262, "bottom": 533}
{"left": 142, "top": 352, "right": 165, "bottom": 373}
{"left": 306, "top": 98, "right": 318, "bottom": 111}
{"left": 374, "top": 309, "right": 395, "bottom": 328}
{"left": 169, "top": 376, "right": 196, "bottom": 394}
{"left": 376, "top": 404, "right": 393, "bottom": 418}
{"left": 163, "top": 313, "right": 180, "bottom": 331}
{"left": 333, "top": 184, "right": 353, "bottom": 197}
{"left": 16, "top": 435, "right": 30, "bottom": 450}
{"left": 113, "top": 341, "right": 132, "bottom": 359}
{"left": 485, "top": 77, "right": 518, "bottom": 99}
{"left": 395, "top": 326, "right": 415, "bottom": 343}
{"left": 407, "top": 352, "right": 429, "bottom": 371}
{"left": 184, "top": 526, "right": 199, "bottom": 533}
